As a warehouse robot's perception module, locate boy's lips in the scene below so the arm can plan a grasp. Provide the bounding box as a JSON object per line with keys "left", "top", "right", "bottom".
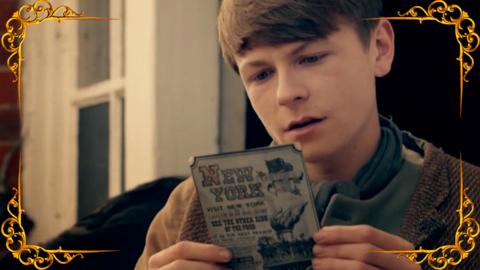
{"left": 283, "top": 117, "right": 327, "bottom": 141}
{"left": 285, "top": 117, "right": 326, "bottom": 131}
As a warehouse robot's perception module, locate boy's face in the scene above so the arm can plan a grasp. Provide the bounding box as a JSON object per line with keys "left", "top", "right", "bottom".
{"left": 235, "top": 21, "right": 394, "bottom": 163}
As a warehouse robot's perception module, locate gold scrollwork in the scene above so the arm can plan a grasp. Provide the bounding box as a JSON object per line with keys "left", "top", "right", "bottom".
{"left": 1, "top": 1, "right": 115, "bottom": 269}
{"left": 1, "top": 0, "right": 111, "bottom": 106}
{"left": 16, "top": 0, "right": 82, "bottom": 24}
{"left": 368, "top": 1, "right": 480, "bottom": 269}
{"left": 1, "top": 168, "right": 114, "bottom": 270}
{"left": 395, "top": 0, "right": 479, "bottom": 83}
{"left": 369, "top": 0, "right": 479, "bottom": 117}
{"left": 374, "top": 158, "right": 479, "bottom": 270}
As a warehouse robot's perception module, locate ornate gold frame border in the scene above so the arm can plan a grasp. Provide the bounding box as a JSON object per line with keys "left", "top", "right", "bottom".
{"left": 369, "top": 1, "right": 480, "bottom": 269}
{"left": 1, "top": 0, "right": 478, "bottom": 270}
{"left": 1, "top": 1, "right": 116, "bottom": 269}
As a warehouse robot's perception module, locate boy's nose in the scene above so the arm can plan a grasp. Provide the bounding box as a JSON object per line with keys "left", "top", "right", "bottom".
{"left": 276, "top": 71, "right": 309, "bottom": 106}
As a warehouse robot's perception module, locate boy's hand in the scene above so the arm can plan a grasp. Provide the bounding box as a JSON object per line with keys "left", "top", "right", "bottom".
{"left": 312, "top": 225, "right": 421, "bottom": 270}
{"left": 148, "top": 241, "right": 231, "bottom": 270}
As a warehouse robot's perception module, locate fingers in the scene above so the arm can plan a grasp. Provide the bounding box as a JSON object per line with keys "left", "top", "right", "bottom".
{"left": 148, "top": 241, "right": 231, "bottom": 269}
{"left": 159, "top": 260, "right": 229, "bottom": 270}
{"left": 314, "top": 243, "right": 383, "bottom": 267}
{"left": 313, "top": 243, "right": 419, "bottom": 270}
{"left": 312, "top": 257, "right": 381, "bottom": 270}
{"left": 313, "top": 225, "right": 421, "bottom": 270}
{"left": 314, "top": 225, "right": 414, "bottom": 250}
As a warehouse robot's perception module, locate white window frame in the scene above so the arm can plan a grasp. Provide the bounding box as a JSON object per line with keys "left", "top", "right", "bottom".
{"left": 22, "top": 0, "right": 126, "bottom": 242}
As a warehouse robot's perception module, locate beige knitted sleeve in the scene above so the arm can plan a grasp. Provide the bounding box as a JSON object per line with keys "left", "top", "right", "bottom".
{"left": 134, "top": 177, "right": 195, "bottom": 270}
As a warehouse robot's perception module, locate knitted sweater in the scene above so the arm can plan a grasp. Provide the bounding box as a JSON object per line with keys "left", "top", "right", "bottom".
{"left": 135, "top": 143, "right": 480, "bottom": 270}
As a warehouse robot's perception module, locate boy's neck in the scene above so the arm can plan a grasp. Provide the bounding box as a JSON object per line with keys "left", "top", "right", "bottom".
{"left": 306, "top": 113, "right": 381, "bottom": 182}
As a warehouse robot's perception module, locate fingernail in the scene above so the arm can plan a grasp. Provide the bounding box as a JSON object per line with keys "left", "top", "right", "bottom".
{"left": 219, "top": 250, "right": 232, "bottom": 261}
{"left": 313, "top": 229, "right": 328, "bottom": 244}
{"left": 314, "top": 230, "right": 325, "bottom": 242}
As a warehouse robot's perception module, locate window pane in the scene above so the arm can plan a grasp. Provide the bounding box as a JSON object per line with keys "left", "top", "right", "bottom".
{"left": 78, "top": 102, "right": 109, "bottom": 220}
{"left": 78, "top": 0, "right": 110, "bottom": 88}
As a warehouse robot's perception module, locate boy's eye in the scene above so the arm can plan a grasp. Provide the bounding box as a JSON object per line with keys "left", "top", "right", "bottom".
{"left": 299, "top": 55, "right": 322, "bottom": 64}
{"left": 254, "top": 70, "right": 272, "bottom": 82}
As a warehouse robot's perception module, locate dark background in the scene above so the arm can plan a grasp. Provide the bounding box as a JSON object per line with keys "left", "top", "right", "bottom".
{"left": 246, "top": 0, "right": 480, "bottom": 167}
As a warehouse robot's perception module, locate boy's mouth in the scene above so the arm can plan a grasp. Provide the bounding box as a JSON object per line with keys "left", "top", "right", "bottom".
{"left": 286, "top": 117, "right": 325, "bottom": 131}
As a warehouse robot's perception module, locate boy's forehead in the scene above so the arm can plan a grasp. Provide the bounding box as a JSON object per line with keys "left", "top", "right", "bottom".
{"left": 235, "top": 40, "right": 315, "bottom": 69}
{"left": 233, "top": 21, "right": 361, "bottom": 68}
{"left": 234, "top": 30, "right": 344, "bottom": 74}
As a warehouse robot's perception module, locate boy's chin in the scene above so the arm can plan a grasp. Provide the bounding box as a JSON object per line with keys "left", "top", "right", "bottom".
{"left": 295, "top": 141, "right": 336, "bottom": 163}
{"left": 274, "top": 136, "right": 337, "bottom": 160}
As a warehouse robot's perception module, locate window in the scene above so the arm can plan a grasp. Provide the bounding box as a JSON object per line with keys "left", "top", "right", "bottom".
{"left": 22, "top": 0, "right": 126, "bottom": 241}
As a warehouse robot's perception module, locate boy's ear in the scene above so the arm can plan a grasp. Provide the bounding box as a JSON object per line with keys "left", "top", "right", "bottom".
{"left": 372, "top": 20, "right": 395, "bottom": 77}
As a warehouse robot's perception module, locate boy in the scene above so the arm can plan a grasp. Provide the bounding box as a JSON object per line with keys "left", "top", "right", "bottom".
{"left": 136, "top": 1, "right": 480, "bottom": 269}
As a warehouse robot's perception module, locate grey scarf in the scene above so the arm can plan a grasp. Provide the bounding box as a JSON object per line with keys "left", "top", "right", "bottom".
{"left": 314, "top": 116, "right": 404, "bottom": 220}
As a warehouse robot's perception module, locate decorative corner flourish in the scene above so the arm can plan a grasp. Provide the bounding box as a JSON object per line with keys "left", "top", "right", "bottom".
{"left": 368, "top": 0, "right": 479, "bottom": 118}
{"left": 372, "top": 156, "right": 479, "bottom": 269}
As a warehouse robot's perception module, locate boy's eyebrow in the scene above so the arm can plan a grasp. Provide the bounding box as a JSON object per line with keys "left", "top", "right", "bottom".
{"left": 239, "top": 41, "right": 313, "bottom": 73}
{"left": 237, "top": 59, "right": 269, "bottom": 77}
{"left": 288, "top": 41, "right": 311, "bottom": 57}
